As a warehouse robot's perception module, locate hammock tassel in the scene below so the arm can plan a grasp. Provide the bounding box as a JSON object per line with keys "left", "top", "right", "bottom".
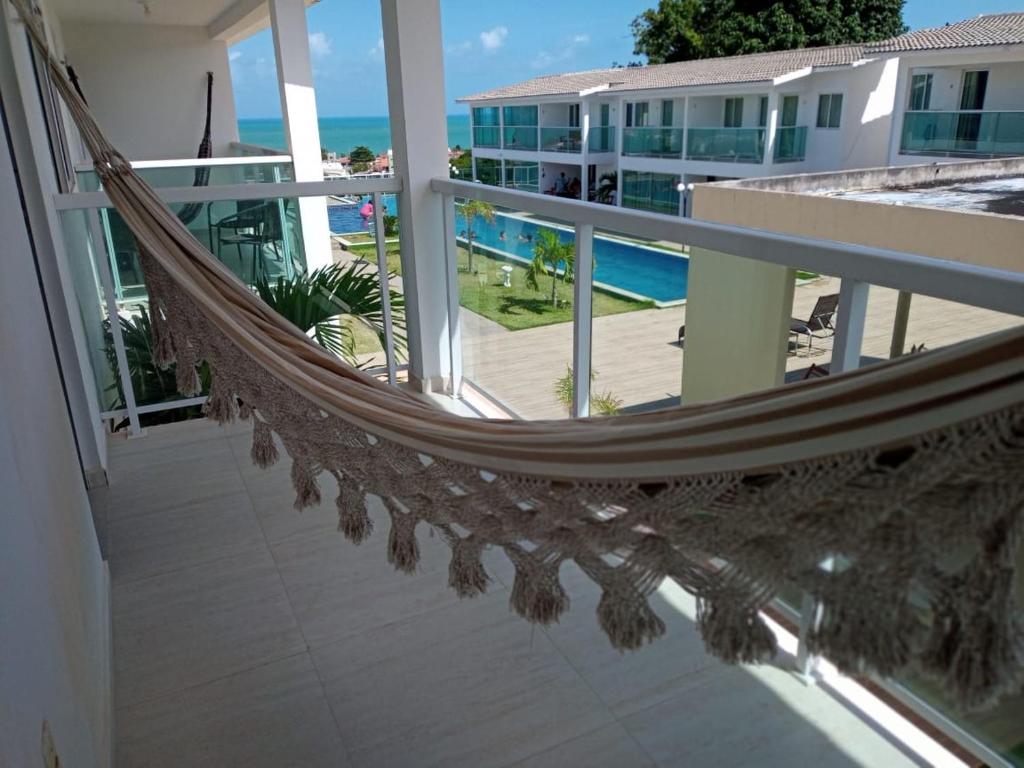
{"left": 250, "top": 419, "right": 278, "bottom": 468}
{"left": 598, "top": 589, "right": 667, "bottom": 651}
{"left": 448, "top": 536, "right": 489, "bottom": 598}
{"left": 203, "top": 377, "right": 236, "bottom": 425}
{"left": 336, "top": 478, "right": 373, "bottom": 544}
{"left": 508, "top": 556, "right": 569, "bottom": 625}
{"left": 291, "top": 457, "right": 321, "bottom": 510}
{"left": 173, "top": 346, "right": 202, "bottom": 397}
{"left": 697, "top": 599, "right": 775, "bottom": 663}
{"left": 237, "top": 400, "right": 252, "bottom": 421}
{"left": 151, "top": 309, "right": 175, "bottom": 369}
{"left": 809, "top": 595, "right": 918, "bottom": 678}
{"left": 386, "top": 503, "right": 420, "bottom": 573}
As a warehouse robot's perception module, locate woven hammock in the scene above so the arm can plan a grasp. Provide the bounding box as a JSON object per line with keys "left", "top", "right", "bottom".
{"left": 16, "top": 0, "right": 1024, "bottom": 710}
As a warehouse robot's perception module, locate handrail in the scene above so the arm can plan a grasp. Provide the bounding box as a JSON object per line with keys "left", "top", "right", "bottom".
{"left": 73, "top": 154, "right": 292, "bottom": 173}
{"left": 54, "top": 176, "right": 404, "bottom": 211}
{"left": 430, "top": 177, "right": 1024, "bottom": 316}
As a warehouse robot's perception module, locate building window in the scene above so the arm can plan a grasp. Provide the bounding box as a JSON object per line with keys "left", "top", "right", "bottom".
{"left": 568, "top": 104, "right": 580, "bottom": 128}
{"left": 502, "top": 105, "right": 538, "bottom": 126}
{"left": 621, "top": 170, "right": 681, "bottom": 215}
{"left": 758, "top": 96, "right": 768, "bottom": 127}
{"left": 780, "top": 95, "right": 799, "bottom": 126}
{"left": 661, "top": 99, "right": 674, "bottom": 127}
{"left": 816, "top": 93, "right": 843, "bottom": 129}
{"left": 959, "top": 70, "right": 988, "bottom": 110}
{"left": 472, "top": 107, "right": 501, "bottom": 147}
{"left": 908, "top": 74, "right": 933, "bottom": 111}
{"left": 626, "top": 101, "right": 649, "bottom": 128}
{"left": 504, "top": 160, "right": 539, "bottom": 192}
{"left": 724, "top": 97, "right": 744, "bottom": 128}
{"left": 474, "top": 157, "right": 501, "bottom": 186}
{"left": 600, "top": 103, "right": 610, "bottom": 126}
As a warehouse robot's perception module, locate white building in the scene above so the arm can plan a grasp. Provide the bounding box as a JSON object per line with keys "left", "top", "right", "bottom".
{"left": 461, "top": 13, "right": 1024, "bottom": 214}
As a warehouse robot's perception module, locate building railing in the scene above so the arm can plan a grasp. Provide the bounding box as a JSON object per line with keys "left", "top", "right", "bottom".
{"left": 472, "top": 125, "right": 501, "bottom": 148}
{"left": 230, "top": 140, "right": 289, "bottom": 157}
{"left": 540, "top": 126, "right": 582, "bottom": 153}
{"left": 502, "top": 125, "right": 539, "bottom": 151}
{"left": 773, "top": 126, "right": 808, "bottom": 162}
{"left": 686, "top": 127, "right": 765, "bottom": 163}
{"left": 588, "top": 125, "right": 615, "bottom": 153}
{"left": 900, "top": 110, "right": 1024, "bottom": 157}
{"left": 622, "top": 126, "right": 684, "bottom": 158}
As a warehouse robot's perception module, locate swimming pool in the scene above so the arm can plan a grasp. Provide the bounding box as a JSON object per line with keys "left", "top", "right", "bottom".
{"left": 328, "top": 196, "right": 397, "bottom": 234}
{"left": 456, "top": 210, "right": 688, "bottom": 304}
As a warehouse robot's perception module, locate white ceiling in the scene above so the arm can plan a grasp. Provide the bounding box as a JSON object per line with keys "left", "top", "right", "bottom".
{"left": 48, "top": 0, "right": 244, "bottom": 27}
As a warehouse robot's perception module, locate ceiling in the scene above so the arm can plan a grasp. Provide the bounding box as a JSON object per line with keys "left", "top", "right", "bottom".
{"left": 48, "top": 0, "right": 246, "bottom": 27}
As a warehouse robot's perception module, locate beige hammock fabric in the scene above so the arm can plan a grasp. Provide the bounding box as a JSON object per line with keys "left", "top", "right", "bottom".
{"left": 16, "top": 0, "right": 1024, "bottom": 710}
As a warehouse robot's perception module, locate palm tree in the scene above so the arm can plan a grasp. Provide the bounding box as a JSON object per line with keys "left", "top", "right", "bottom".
{"left": 255, "top": 262, "right": 406, "bottom": 367}
{"left": 596, "top": 171, "right": 617, "bottom": 205}
{"left": 460, "top": 199, "right": 495, "bottom": 274}
{"left": 525, "top": 229, "right": 575, "bottom": 307}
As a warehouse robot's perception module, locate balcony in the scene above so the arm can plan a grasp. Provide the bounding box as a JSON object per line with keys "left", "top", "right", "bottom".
{"left": 473, "top": 125, "right": 501, "bottom": 148}
{"left": 773, "top": 126, "right": 808, "bottom": 163}
{"left": 502, "top": 125, "right": 538, "bottom": 151}
{"left": 588, "top": 125, "right": 615, "bottom": 153}
{"left": 686, "top": 127, "right": 765, "bottom": 163}
{"left": 622, "top": 127, "right": 684, "bottom": 158}
{"left": 900, "top": 110, "right": 1024, "bottom": 157}
{"left": 539, "top": 126, "right": 582, "bottom": 153}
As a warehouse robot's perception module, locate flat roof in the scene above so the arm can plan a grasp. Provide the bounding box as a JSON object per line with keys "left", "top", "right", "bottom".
{"left": 824, "top": 177, "right": 1024, "bottom": 218}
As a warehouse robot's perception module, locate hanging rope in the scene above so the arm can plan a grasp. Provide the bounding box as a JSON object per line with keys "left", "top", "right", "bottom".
{"left": 176, "top": 71, "right": 214, "bottom": 226}
{"left": 11, "top": 0, "right": 1023, "bottom": 710}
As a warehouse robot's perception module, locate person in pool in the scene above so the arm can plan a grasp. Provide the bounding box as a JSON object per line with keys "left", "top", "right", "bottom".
{"left": 499, "top": 231, "right": 506, "bottom": 241}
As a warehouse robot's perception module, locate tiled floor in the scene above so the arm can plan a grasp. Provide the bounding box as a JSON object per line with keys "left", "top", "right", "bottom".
{"left": 100, "top": 419, "right": 926, "bottom": 767}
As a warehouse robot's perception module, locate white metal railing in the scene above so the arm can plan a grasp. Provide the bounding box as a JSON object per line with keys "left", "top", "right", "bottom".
{"left": 54, "top": 176, "right": 404, "bottom": 436}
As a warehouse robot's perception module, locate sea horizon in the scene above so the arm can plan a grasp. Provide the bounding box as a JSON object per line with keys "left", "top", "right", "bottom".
{"left": 238, "top": 114, "right": 471, "bottom": 156}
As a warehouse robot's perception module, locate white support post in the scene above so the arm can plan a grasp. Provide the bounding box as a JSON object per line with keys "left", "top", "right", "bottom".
{"left": 615, "top": 97, "right": 625, "bottom": 207}
{"left": 269, "top": 0, "right": 332, "bottom": 271}
{"left": 442, "top": 193, "right": 463, "bottom": 397}
{"left": 681, "top": 95, "right": 689, "bottom": 168}
{"left": 763, "top": 90, "right": 780, "bottom": 166}
{"left": 580, "top": 99, "right": 590, "bottom": 199}
{"left": 380, "top": 0, "right": 451, "bottom": 393}
{"left": 831, "top": 279, "right": 870, "bottom": 373}
{"left": 371, "top": 192, "right": 397, "bottom": 386}
{"left": 572, "top": 223, "right": 594, "bottom": 418}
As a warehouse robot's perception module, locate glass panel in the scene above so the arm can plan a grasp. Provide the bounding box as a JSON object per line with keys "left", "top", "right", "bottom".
{"left": 960, "top": 70, "right": 988, "bottom": 110}
{"left": 621, "top": 170, "right": 680, "bottom": 215}
{"left": 774, "top": 126, "right": 808, "bottom": 162}
{"left": 588, "top": 125, "right": 616, "bottom": 153}
{"left": 472, "top": 106, "right": 500, "bottom": 126}
{"left": 75, "top": 160, "right": 294, "bottom": 193}
{"left": 540, "top": 127, "right": 582, "bottom": 152}
{"left": 724, "top": 97, "right": 744, "bottom": 128}
{"left": 661, "top": 99, "right": 674, "bottom": 127}
{"left": 781, "top": 95, "right": 799, "bottom": 126}
{"left": 686, "top": 128, "right": 765, "bottom": 162}
{"left": 473, "top": 126, "right": 501, "bottom": 147}
{"left": 909, "top": 74, "right": 933, "bottom": 111}
{"left": 473, "top": 157, "right": 501, "bottom": 186}
{"left": 828, "top": 94, "right": 843, "bottom": 128}
{"left": 503, "top": 160, "right": 539, "bottom": 192}
{"left": 816, "top": 95, "right": 831, "bottom": 128}
{"left": 502, "top": 125, "right": 538, "bottom": 150}
{"left": 600, "top": 103, "right": 610, "bottom": 126}
{"left": 502, "top": 105, "right": 538, "bottom": 126}
{"left": 455, "top": 201, "right": 574, "bottom": 418}
{"left": 900, "top": 111, "right": 1024, "bottom": 156}
{"left": 622, "top": 127, "right": 684, "bottom": 158}
{"left": 758, "top": 96, "right": 768, "bottom": 128}
{"left": 568, "top": 103, "right": 580, "bottom": 128}
{"left": 634, "top": 102, "right": 649, "bottom": 127}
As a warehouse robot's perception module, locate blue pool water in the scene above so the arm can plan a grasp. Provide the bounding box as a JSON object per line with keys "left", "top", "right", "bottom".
{"left": 457, "top": 211, "right": 688, "bottom": 303}
{"left": 328, "top": 196, "right": 397, "bottom": 234}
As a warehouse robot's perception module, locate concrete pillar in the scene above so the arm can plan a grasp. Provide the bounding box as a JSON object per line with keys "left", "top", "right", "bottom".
{"left": 615, "top": 96, "right": 625, "bottom": 207}
{"left": 579, "top": 99, "right": 590, "bottom": 199}
{"left": 762, "top": 90, "right": 779, "bottom": 166}
{"left": 380, "top": 0, "right": 451, "bottom": 392}
{"left": 890, "top": 290, "right": 912, "bottom": 358}
{"left": 269, "top": 0, "right": 332, "bottom": 270}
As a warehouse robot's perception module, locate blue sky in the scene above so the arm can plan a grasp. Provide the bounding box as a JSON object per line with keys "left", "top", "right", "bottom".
{"left": 228, "top": 0, "right": 1024, "bottom": 118}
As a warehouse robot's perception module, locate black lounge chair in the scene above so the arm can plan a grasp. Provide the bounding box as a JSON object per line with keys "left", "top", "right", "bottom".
{"left": 790, "top": 293, "right": 839, "bottom": 352}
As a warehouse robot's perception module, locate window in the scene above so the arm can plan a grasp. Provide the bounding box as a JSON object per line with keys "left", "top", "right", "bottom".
{"left": 780, "top": 95, "right": 799, "bottom": 127}
{"left": 626, "top": 101, "right": 649, "bottom": 127}
{"left": 472, "top": 107, "right": 500, "bottom": 126}
{"left": 959, "top": 70, "right": 988, "bottom": 110}
{"left": 600, "top": 103, "right": 610, "bottom": 126}
{"left": 816, "top": 93, "right": 843, "bottom": 129}
{"left": 661, "top": 100, "right": 674, "bottom": 127}
{"left": 568, "top": 103, "right": 580, "bottom": 128}
{"left": 621, "top": 170, "right": 681, "bottom": 215}
{"left": 908, "top": 74, "right": 933, "bottom": 111}
{"left": 724, "top": 97, "right": 744, "bottom": 128}
{"left": 758, "top": 96, "right": 768, "bottom": 128}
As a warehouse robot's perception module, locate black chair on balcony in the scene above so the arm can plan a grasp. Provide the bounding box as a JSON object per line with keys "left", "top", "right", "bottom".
{"left": 790, "top": 293, "right": 839, "bottom": 353}
{"left": 211, "top": 202, "right": 285, "bottom": 283}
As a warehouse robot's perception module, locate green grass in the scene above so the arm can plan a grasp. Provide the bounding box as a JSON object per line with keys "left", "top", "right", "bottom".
{"left": 457, "top": 246, "right": 652, "bottom": 331}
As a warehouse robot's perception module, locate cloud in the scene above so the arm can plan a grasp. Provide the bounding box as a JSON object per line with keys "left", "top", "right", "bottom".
{"left": 229, "top": 50, "right": 242, "bottom": 62}
{"left": 572, "top": 33, "right": 590, "bottom": 44}
{"left": 479, "top": 26, "right": 508, "bottom": 52}
{"left": 531, "top": 32, "right": 590, "bottom": 70}
{"left": 446, "top": 40, "right": 473, "bottom": 56}
{"left": 368, "top": 36, "right": 385, "bottom": 60}
{"left": 309, "top": 31, "right": 332, "bottom": 59}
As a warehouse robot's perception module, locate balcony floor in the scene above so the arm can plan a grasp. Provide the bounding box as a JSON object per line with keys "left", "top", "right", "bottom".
{"left": 93, "top": 419, "right": 931, "bottom": 767}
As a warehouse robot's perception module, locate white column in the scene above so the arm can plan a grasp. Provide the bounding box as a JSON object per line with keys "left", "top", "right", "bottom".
{"left": 615, "top": 96, "right": 625, "bottom": 207}
{"left": 380, "top": 0, "right": 451, "bottom": 393}
{"left": 572, "top": 224, "right": 594, "bottom": 417}
{"left": 579, "top": 99, "right": 590, "bottom": 199}
{"left": 831, "top": 279, "right": 870, "bottom": 373}
{"left": 269, "top": 0, "right": 332, "bottom": 270}
{"left": 762, "top": 90, "right": 780, "bottom": 167}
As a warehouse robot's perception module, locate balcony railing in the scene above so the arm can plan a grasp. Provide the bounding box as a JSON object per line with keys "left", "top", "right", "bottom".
{"left": 502, "top": 126, "right": 538, "bottom": 151}
{"left": 686, "top": 127, "right": 765, "bottom": 163}
{"left": 900, "top": 110, "right": 1024, "bottom": 157}
{"left": 588, "top": 125, "right": 615, "bottom": 153}
{"left": 773, "top": 126, "right": 808, "bottom": 162}
{"left": 539, "top": 126, "right": 582, "bottom": 153}
{"left": 472, "top": 125, "right": 501, "bottom": 148}
{"left": 622, "top": 127, "right": 684, "bottom": 158}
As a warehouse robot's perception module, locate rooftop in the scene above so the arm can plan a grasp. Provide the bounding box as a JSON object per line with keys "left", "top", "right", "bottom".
{"left": 868, "top": 12, "right": 1024, "bottom": 53}
{"left": 826, "top": 177, "right": 1024, "bottom": 218}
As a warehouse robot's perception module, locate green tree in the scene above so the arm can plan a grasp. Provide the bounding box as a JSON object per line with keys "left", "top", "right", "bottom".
{"left": 451, "top": 149, "right": 472, "bottom": 178}
{"left": 460, "top": 199, "right": 495, "bottom": 274}
{"left": 525, "top": 229, "right": 575, "bottom": 307}
{"left": 632, "top": 0, "right": 906, "bottom": 64}
{"left": 349, "top": 145, "right": 376, "bottom": 172}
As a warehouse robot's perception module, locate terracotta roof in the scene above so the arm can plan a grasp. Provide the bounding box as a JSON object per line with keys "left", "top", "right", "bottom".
{"left": 866, "top": 12, "right": 1024, "bottom": 53}
{"left": 457, "top": 45, "right": 864, "bottom": 102}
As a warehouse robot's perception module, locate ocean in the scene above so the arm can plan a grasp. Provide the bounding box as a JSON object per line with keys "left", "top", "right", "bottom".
{"left": 238, "top": 115, "right": 471, "bottom": 156}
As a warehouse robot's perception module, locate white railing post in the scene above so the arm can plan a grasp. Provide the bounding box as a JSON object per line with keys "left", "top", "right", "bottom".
{"left": 442, "top": 193, "right": 463, "bottom": 397}
{"left": 572, "top": 223, "right": 594, "bottom": 417}
{"left": 87, "top": 209, "right": 143, "bottom": 437}
{"left": 371, "top": 191, "right": 398, "bottom": 386}
{"left": 832, "top": 279, "right": 871, "bottom": 373}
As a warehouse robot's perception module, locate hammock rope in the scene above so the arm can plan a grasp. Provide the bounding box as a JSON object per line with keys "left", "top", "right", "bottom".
{"left": 14, "top": 0, "right": 1023, "bottom": 710}
{"left": 175, "top": 71, "right": 214, "bottom": 227}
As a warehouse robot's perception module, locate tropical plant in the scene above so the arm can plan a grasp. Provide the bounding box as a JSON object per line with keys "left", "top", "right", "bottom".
{"left": 526, "top": 229, "right": 575, "bottom": 307}
{"left": 554, "top": 365, "right": 622, "bottom": 416}
{"left": 596, "top": 171, "right": 617, "bottom": 205}
{"left": 255, "top": 262, "right": 407, "bottom": 367}
{"left": 382, "top": 213, "right": 399, "bottom": 238}
{"left": 460, "top": 199, "right": 495, "bottom": 274}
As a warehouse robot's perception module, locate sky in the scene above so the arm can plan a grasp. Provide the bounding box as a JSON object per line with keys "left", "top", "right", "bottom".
{"left": 228, "top": 0, "right": 1024, "bottom": 119}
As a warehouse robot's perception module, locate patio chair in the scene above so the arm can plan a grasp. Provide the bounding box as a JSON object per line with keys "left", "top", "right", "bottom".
{"left": 790, "top": 293, "right": 839, "bottom": 353}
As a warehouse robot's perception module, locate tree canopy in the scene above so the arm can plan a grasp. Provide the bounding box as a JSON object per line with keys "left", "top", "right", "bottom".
{"left": 632, "top": 0, "right": 906, "bottom": 64}
{"left": 348, "top": 145, "right": 376, "bottom": 163}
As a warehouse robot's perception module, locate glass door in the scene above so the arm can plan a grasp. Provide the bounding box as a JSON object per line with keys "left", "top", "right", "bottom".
{"left": 957, "top": 70, "right": 988, "bottom": 148}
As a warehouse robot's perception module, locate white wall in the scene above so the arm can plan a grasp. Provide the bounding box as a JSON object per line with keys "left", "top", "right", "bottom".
{"left": 0, "top": 106, "right": 111, "bottom": 768}
{"left": 60, "top": 21, "right": 239, "bottom": 160}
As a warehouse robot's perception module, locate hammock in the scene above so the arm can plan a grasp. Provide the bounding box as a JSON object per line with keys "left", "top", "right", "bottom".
{"left": 15, "top": 0, "right": 1023, "bottom": 710}
{"left": 175, "top": 71, "right": 214, "bottom": 226}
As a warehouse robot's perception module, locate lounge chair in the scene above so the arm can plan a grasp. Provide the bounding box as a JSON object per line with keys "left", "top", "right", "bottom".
{"left": 790, "top": 293, "right": 839, "bottom": 352}
{"left": 677, "top": 325, "right": 685, "bottom": 346}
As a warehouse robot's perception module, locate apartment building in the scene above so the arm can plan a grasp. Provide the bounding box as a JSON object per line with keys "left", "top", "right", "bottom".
{"left": 460, "top": 12, "right": 1024, "bottom": 215}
